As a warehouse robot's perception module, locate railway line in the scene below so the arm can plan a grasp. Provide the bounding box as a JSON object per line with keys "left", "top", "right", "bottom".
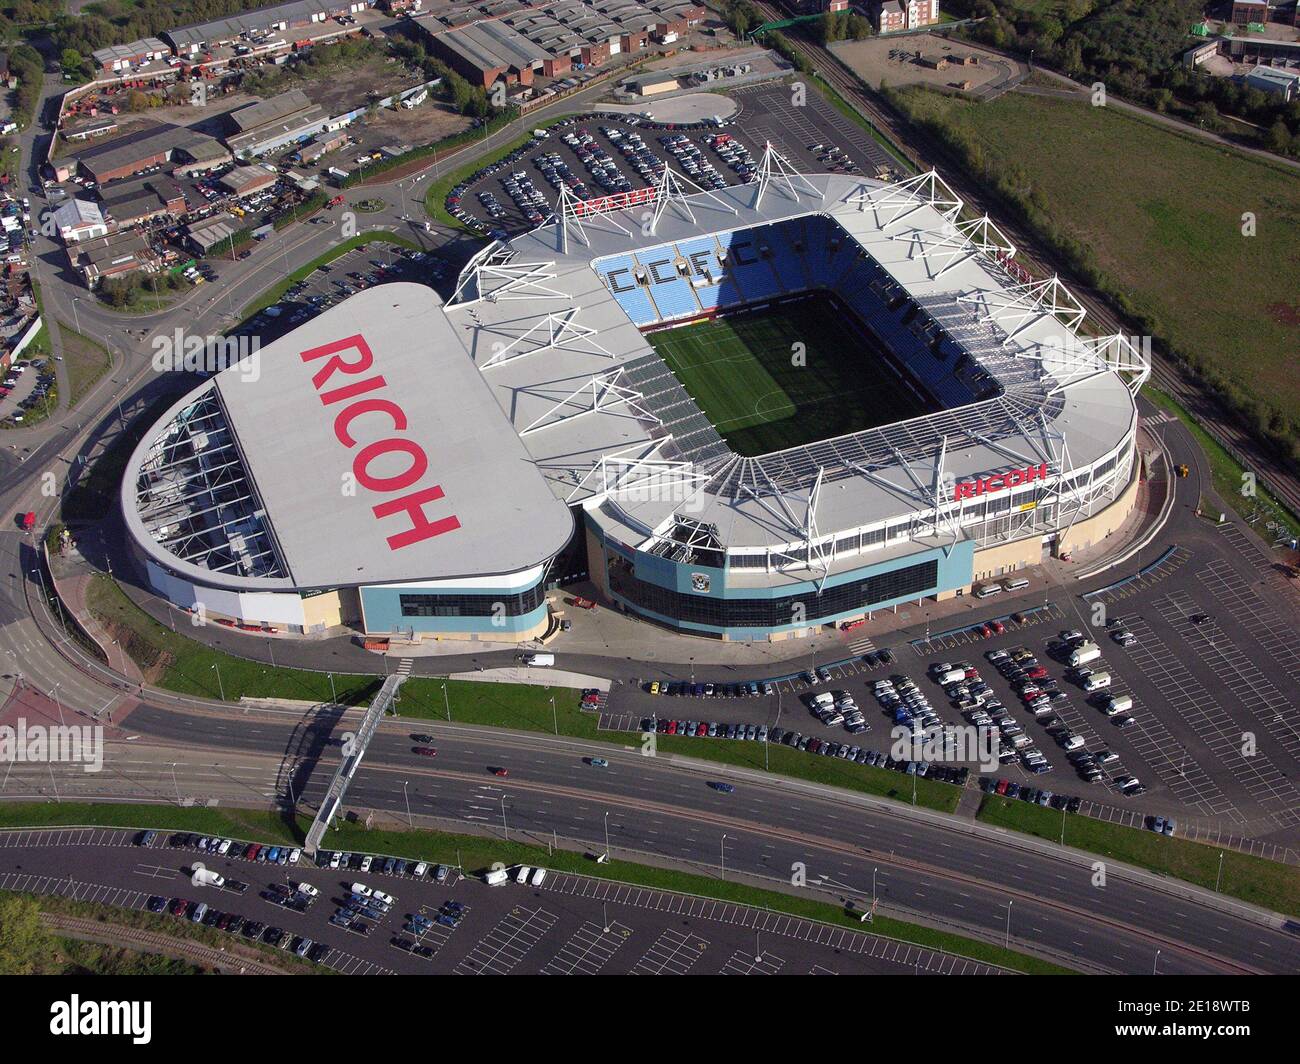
{"left": 751, "top": 7, "right": 1300, "bottom": 519}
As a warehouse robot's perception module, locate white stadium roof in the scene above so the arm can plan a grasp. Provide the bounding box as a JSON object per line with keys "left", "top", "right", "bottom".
{"left": 124, "top": 156, "right": 1144, "bottom": 593}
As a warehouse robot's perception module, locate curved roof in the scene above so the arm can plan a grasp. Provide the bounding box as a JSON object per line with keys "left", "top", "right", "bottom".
{"left": 122, "top": 283, "right": 573, "bottom": 592}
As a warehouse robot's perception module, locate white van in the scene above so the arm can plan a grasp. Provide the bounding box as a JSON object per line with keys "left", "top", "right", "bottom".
{"left": 938, "top": 668, "right": 966, "bottom": 685}
{"left": 1082, "top": 672, "right": 1112, "bottom": 692}
{"left": 811, "top": 692, "right": 835, "bottom": 707}
{"left": 530, "top": 867, "right": 547, "bottom": 887}
{"left": 974, "top": 584, "right": 1003, "bottom": 599}
{"left": 524, "top": 653, "right": 555, "bottom": 667}
{"left": 1105, "top": 694, "right": 1133, "bottom": 715}
{"left": 1002, "top": 576, "right": 1030, "bottom": 592}
{"left": 515, "top": 865, "right": 532, "bottom": 884}
{"left": 484, "top": 868, "right": 510, "bottom": 886}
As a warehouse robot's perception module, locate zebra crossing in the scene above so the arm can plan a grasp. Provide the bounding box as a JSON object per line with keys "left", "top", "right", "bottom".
{"left": 395, "top": 659, "right": 415, "bottom": 678}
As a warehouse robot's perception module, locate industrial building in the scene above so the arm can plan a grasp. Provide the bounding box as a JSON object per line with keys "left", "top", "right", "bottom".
{"left": 67, "top": 231, "right": 161, "bottom": 287}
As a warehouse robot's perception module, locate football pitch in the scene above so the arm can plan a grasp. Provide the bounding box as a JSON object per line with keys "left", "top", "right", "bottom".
{"left": 649, "top": 295, "right": 938, "bottom": 456}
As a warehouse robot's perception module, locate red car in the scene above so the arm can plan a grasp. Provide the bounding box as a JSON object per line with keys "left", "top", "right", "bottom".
{"left": 491, "top": 767, "right": 508, "bottom": 777}
{"left": 1027, "top": 667, "right": 1049, "bottom": 679}
{"left": 245, "top": 843, "right": 261, "bottom": 861}
{"left": 170, "top": 898, "right": 189, "bottom": 917}
{"left": 995, "top": 779, "right": 1010, "bottom": 796}
{"left": 990, "top": 620, "right": 1006, "bottom": 635}
{"left": 666, "top": 720, "right": 678, "bottom": 734}
{"left": 413, "top": 746, "right": 437, "bottom": 757}
{"left": 695, "top": 721, "right": 707, "bottom": 737}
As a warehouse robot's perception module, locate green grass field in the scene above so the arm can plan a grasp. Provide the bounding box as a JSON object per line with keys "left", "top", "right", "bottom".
{"left": 889, "top": 87, "right": 1300, "bottom": 432}
{"left": 648, "top": 295, "right": 936, "bottom": 456}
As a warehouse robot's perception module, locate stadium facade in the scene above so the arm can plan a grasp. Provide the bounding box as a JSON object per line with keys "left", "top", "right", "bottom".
{"left": 121, "top": 155, "right": 1148, "bottom": 642}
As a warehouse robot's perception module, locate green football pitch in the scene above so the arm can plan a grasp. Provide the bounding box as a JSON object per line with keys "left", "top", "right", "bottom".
{"left": 648, "top": 295, "right": 939, "bottom": 456}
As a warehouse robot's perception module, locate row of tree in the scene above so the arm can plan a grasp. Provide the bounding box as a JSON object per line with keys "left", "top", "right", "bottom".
{"left": 946, "top": 0, "right": 1300, "bottom": 157}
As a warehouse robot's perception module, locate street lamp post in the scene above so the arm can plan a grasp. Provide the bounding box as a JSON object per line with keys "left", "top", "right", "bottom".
{"left": 720, "top": 833, "right": 730, "bottom": 880}
{"left": 550, "top": 695, "right": 557, "bottom": 736}
{"left": 442, "top": 682, "right": 450, "bottom": 722}
{"left": 50, "top": 683, "right": 65, "bottom": 727}
{"left": 500, "top": 794, "right": 509, "bottom": 840}
{"left": 327, "top": 673, "right": 336, "bottom": 703}
{"left": 403, "top": 780, "right": 412, "bottom": 828}
{"left": 211, "top": 663, "right": 225, "bottom": 702}
{"left": 603, "top": 810, "right": 611, "bottom": 861}
{"left": 1004, "top": 899, "right": 1013, "bottom": 948}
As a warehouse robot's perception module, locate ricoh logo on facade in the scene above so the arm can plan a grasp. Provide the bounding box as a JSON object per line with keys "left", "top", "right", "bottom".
{"left": 151, "top": 330, "right": 261, "bottom": 382}
{"left": 0, "top": 718, "right": 103, "bottom": 773}
{"left": 951, "top": 463, "right": 1049, "bottom": 502}
{"left": 50, "top": 996, "right": 151, "bottom": 1044}
{"left": 889, "top": 723, "right": 999, "bottom": 773}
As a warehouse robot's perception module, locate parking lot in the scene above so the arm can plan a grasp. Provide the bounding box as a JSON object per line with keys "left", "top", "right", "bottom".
{"left": 0, "top": 829, "right": 1007, "bottom": 975}
{"left": 234, "top": 240, "right": 453, "bottom": 343}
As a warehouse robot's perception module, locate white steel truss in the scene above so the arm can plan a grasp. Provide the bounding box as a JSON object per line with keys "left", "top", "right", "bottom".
{"left": 449, "top": 243, "right": 515, "bottom": 305}
{"left": 452, "top": 256, "right": 568, "bottom": 306}
{"left": 752, "top": 141, "right": 821, "bottom": 210}
{"left": 519, "top": 369, "right": 660, "bottom": 437}
{"left": 847, "top": 169, "right": 963, "bottom": 229}
{"left": 479, "top": 308, "right": 615, "bottom": 369}
{"left": 956, "top": 275, "right": 1087, "bottom": 345}
{"left": 893, "top": 214, "right": 1016, "bottom": 280}
{"left": 649, "top": 162, "right": 740, "bottom": 233}
{"left": 555, "top": 183, "right": 639, "bottom": 251}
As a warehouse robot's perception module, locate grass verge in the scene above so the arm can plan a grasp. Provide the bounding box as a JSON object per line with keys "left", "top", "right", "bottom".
{"left": 978, "top": 795, "right": 1300, "bottom": 917}
{"left": 0, "top": 802, "right": 1069, "bottom": 974}
{"left": 59, "top": 324, "right": 114, "bottom": 410}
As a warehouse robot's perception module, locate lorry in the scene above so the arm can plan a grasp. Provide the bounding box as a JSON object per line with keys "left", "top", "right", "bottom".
{"left": 1068, "top": 641, "right": 1102, "bottom": 667}
{"left": 524, "top": 653, "right": 555, "bottom": 667}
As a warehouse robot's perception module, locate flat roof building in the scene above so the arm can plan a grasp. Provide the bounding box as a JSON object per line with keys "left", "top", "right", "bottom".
{"left": 67, "top": 230, "right": 160, "bottom": 287}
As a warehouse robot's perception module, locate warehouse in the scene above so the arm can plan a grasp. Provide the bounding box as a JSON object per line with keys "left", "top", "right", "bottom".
{"left": 52, "top": 199, "right": 110, "bottom": 244}
{"left": 91, "top": 38, "right": 170, "bottom": 76}
{"left": 100, "top": 174, "right": 188, "bottom": 227}
{"left": 219, "top": 164, "right": 279, "bottom": 197}
{"left": 67, "top": 231, "right": 161, "bottom": 287}
{"left": 75, "top": 123, "right": 226, "bottom": 183}
{"left": 163, "top": 0, "right": 374, "bottom": 57}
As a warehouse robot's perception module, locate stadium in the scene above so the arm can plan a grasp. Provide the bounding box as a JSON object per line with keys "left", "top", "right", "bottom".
{"left": 120, "top": 151, "right": 1149, "bottom": 641}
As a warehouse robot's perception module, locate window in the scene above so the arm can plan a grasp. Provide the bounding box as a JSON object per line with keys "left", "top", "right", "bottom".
{"left": 608, "top": 558, "right": 939, "bottom": 629}
{"left": 398, "top": 579, "right": 547, "bottom": 618}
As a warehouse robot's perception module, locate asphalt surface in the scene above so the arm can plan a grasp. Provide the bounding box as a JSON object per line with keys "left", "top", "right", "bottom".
{"left": 0, "top": 827, "right": 1010, "bottom": 975}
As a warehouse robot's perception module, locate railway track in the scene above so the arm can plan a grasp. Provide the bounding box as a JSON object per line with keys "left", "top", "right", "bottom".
{"left": 753, "top": 9, "right": 1300, "bottom": 520}
{"left": 41, "top": 912, "right": 289, "bottom": 974}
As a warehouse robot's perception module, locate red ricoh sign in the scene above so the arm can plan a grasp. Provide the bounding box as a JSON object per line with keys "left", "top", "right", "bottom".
{"left": 300, "top": 334, "right": 461, "bottom": 551}
{"left": 952, "top": 463, "right": 1049, "bottom": 502}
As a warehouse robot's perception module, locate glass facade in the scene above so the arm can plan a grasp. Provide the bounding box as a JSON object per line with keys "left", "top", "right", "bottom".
{"left": 607, "top": 556, "right": 938, "bottom": 629}
{"left": 398, "top": 580, "right": 547, "bottom": 618}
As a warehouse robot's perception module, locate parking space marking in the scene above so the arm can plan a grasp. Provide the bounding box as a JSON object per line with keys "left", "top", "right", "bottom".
{"left": 539, "top": 919, "right": 632, "bottom": 975}
{"left": 1117, "top": 616, "right": 1251, "bottom": 821}
{"left": 539, "top": 872, "right": 1006, "bottom": 975}
{"left": 631, "top": 928, "right": 709, "bottom": 975}
{"left": 1157, "top": 592, "right": 1300, "bottom": 824}
{"left": 721, "top": 949, "right": 786, "bottom": 975}
{"left": 1199, "top": 560, "right": 1300, "bottom": 686}
{"left": 454, "top": 905, "right": 557, "bottom": 975}
{"left": 0, "top": 827, "right": 138, "bottom": 850}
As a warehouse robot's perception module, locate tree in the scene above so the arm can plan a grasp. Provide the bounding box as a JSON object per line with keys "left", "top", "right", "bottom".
{"left": 0, "top": 895, "right": 57, "bottom": 975}
{"left": 1266, "top": 117, "right": 1293, "bottom": 155}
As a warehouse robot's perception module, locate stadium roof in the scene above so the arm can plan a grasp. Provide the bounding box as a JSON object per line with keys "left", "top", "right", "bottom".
{"left": 444, "top": 165, "right": 1142, "bottom": 563}
{"left": 122, "top": 285, "right": 573, "bottom": 591}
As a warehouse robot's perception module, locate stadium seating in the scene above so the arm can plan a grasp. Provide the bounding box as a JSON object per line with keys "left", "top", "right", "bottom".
{"left": 598, "top": 254, "right": 658, "bottom": 326}
{"left": 598, "top": 214, "right": 983, "bottom": 410}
